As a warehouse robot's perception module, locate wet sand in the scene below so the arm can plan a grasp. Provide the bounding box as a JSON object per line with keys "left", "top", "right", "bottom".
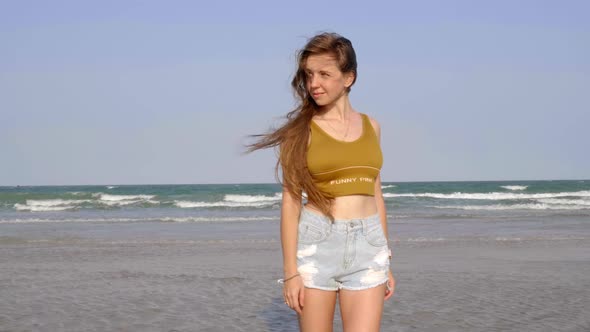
{"left": 1, "top": 220, "right": 589, "bottom": 331}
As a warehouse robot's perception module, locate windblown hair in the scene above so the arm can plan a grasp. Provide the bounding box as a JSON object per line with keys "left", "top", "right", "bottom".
{"left": 242, "top": 32, "right": 358, "bottom": 222}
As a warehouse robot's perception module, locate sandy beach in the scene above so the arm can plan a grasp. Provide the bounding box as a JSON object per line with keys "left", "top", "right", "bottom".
{"left": 1, "top": 219, "right": 589, "bottom": 332}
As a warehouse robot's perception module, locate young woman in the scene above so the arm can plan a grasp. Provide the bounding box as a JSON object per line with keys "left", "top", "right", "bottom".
{"left": 244, "top": 32, "right": 395, "bottom": 331}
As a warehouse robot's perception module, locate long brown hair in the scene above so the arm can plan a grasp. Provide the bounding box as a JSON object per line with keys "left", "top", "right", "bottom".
{"left": 242, "top": 32, "right": 358, "bottom": 222}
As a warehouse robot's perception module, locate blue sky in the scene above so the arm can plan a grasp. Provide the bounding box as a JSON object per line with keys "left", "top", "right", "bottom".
{"left": 1, "top": 0, "right": 589, "bottom": 185}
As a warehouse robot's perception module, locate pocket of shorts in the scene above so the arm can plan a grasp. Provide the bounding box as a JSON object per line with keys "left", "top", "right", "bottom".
{"left": 364, "top": 223, "right": 387, "bottom": 247}
{"left": 298, "top": 221, "right": 330, "bottom": 245}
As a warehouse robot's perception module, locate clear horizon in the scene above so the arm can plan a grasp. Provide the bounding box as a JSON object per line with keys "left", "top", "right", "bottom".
{"left": 3, "top": 178, "right": 589, "bottom": 187}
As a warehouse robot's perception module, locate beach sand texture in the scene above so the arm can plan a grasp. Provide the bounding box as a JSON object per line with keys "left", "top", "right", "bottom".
{"left": 1, "top": 220, "right": 589, "bottom": 332}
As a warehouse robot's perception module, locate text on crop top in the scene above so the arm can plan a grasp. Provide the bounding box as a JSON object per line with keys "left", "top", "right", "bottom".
{"left": 306, "top": 113, "right": 383, "bottom": 197}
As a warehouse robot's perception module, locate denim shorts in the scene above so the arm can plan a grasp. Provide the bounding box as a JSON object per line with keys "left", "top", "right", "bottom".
{"left": 296, "top": 206, "right": 391, "bottom": 291}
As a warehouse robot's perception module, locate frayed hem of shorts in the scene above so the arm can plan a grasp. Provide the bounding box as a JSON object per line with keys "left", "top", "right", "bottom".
{"left": 303, "top": 284, "right": 339, "bottom": 291}
{"left": 338, "top": 278, "right": 388, "bottom": 291}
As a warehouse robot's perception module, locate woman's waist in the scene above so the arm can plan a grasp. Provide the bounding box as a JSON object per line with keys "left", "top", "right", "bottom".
{"left": 304, "top": 195, "right": 378, "bottom": 220}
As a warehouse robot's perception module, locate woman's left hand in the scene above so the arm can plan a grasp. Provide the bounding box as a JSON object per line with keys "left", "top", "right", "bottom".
{"left": 384, "top": 270, "right": 395, "bottom": 300}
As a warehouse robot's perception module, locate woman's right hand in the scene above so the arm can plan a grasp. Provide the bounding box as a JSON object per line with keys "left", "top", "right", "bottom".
{"left": 283, "top": 275, "right": 305, "bottom": 314}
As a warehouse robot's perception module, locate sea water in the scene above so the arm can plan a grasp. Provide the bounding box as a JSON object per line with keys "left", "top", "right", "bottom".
{"left": 1, "top": 180, "right": 588, "bottom": 241}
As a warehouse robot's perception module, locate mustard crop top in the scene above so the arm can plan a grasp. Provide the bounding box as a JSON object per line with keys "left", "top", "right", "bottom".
{"left": 306, "top": 113, "right": 383, "bottom": 197}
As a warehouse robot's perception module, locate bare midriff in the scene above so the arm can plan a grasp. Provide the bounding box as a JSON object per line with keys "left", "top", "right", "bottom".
{"left": 304, "top": 194, "right": 378, "bottom": 220}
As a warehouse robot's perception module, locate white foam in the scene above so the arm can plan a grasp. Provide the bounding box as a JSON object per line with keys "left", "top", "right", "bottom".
{"left": 176, "top": 200, "right": 256, "bottom": 208}
{"left": 160, "top": 216, "right": 278, "bottom": 222}
{"left": 406, "top": 237, "right": 446, "bottom": 242}
{"left": 493, "top": 236, "right": 586, "bottom": 242}
{"left": 381, "top": 185, "right": 396, "bottom": 189}
{"left": 14, "top": 204, "right": 73, "bottom": 212}
{"left": 383, "top": 190, "right": 590, "bottom": 200}
{"left": 99, "top": 200, "right": 143, "bottom": 206}
{"left": 0, "top": 215, "right": 280, "bottom": 224}
{"left": 395, "top": 236, "right": 587, "bottom": 243}
{"left": 24, "top": 199, "right": 91, "bottom": 207}
{"left": 13, "top": 199, "right": 92, "bottom": 212}
{"left": 501, "top": 185, "right": 528, "bottom": 191}
{"left": 224, "top": 193, "right": 282, "bottom": 203}
{"left": 12, "top": 195, "right": 162, "bottom": 210}
{"left": 95, "top": 193, "right": 155, "bottom": 201}
{"left": 173, "top": 193, "right": 282, "bottom": 209}
{"left": 536, "top": 198, "right": 590, "bottom": 206}
{"left": 88, "top": 193, "right": 159, "bottom": 207}
{"left": 432, "top": 203, "right": 589, "bottom": 210}
{"left": 495, "top": 237, "right": 522, "bottom": 241}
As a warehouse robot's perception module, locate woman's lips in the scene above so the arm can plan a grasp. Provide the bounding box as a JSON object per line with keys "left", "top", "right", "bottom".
{"left": 312, "top": 92, "right": 324, "bottom": 98}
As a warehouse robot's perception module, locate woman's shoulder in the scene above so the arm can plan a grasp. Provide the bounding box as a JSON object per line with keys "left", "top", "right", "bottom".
{"left": 362, "top": 112, "right": 381, "bottom": 137}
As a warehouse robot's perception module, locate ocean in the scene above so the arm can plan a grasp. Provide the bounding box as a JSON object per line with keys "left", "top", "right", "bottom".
{"left": 1, "top": 179, "right": 589, "bottom": 241}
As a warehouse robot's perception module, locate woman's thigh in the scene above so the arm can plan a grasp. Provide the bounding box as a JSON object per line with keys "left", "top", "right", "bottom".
{"left": 298, "top": 287, "right": 338, "bottom": 332}
{"left": 338, "top": 284, "right": 386, "bottom": 332}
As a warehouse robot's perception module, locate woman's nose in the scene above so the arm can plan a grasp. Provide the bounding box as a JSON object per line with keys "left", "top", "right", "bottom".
{"left": 309, "top": 75, "right": 319, "bottom": 88}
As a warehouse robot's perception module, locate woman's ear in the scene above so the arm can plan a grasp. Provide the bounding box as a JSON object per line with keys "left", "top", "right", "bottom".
{"left": 344, "top": 71, "right": 355, "bottom": 88}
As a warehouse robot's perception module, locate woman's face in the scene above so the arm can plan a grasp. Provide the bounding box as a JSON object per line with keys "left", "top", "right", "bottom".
{"left": 303, "top": 54, "right": 354, "bottom": 107}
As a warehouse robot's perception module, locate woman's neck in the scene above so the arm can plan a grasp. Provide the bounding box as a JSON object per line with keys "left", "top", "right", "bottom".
{"left": 317, "top": 95, "right": 354, "bottom": 120}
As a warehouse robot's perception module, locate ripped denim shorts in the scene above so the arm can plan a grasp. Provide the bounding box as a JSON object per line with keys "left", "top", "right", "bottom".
{"left": 296, "top": 205, "right": 391, "bottom": 291}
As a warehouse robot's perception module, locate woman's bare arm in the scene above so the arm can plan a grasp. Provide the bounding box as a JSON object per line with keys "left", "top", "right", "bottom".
{"left": 374, "top": 174, "right": 389, "bottom": 242}
{"left": 369, "top": 116, "right": 389, "bottom": 242}
{"left": 370, "top": 116, "right": 396, "bottom": 299}
{"left": 280, "top": 185, "right": 301, "bottom": 276}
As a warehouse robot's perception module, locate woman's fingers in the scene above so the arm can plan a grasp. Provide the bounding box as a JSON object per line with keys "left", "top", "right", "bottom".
{"left": 299, "top": 287, "right": 305, "bottom": 308}
{"left": 288, "top": 291, "right": 303, "bottom": 314}
{"left": 283, "top": 277, "right": 305, "bottom": 314}
{"left": 384, "top": 271, "right": 396, "bottom": 300}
